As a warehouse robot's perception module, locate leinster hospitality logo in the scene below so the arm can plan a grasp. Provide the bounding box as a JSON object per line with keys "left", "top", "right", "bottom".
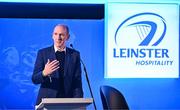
{"left": 113, "top": 12, "right": 173, "bottom": 66}
{"left": 115, "top": 12, "right": 166, "bottom": 46}
{"left": 106, "top": 3, "right": 179, "bottom": 78}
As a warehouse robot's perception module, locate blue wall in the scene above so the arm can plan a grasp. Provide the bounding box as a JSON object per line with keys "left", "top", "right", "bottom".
{"left": 0, "top": 18, "right": 180, "bottom": 109}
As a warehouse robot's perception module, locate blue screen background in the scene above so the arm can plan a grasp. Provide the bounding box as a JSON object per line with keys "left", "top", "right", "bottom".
{"left": 0, "top": 18, "right": 180, "bottom": 109}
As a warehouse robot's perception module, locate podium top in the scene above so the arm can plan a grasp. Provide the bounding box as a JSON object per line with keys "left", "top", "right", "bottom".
{"left": 35, "top": 98, "right": 93, "bottom": 110}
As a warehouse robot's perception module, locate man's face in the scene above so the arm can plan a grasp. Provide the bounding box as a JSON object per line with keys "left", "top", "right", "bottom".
{"left": 52, "top": 25, "right": 69, "bottom": 48}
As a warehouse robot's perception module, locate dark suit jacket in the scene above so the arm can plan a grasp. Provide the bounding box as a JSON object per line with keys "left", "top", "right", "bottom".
{"left": 32, "top": 46, "right": 83, "bottom": 105}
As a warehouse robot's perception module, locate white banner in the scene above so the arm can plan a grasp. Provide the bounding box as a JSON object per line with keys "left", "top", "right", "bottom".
{"left": 105, "top": 3, "right": 179, "bottom": 78}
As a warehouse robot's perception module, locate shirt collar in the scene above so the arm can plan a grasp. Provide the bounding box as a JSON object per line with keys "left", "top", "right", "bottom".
{"left": 54, "top": 45, "right": 66, "bottom": 53}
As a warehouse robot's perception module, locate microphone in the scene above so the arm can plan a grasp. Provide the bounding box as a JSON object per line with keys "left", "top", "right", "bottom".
{"left": 70, "top": 44, "right": 97, "bottom": 110}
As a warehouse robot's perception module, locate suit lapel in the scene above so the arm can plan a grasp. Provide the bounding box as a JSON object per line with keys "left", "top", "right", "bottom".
{"left": 49, "top": 46, "right": 59, "bottom": 78}
{"left": 64, "top": 48, "right": 71, "bottom": 77}
{"left": 49, "top": 46, "right": 56, "bottom": 60}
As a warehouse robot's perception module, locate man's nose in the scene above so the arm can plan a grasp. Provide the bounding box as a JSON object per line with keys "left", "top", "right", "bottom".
{"left": 58, "top": 34, "right": 62, "bottom": 40}
{"left": 59, "top": 34, "right": 62, "bottom": 37}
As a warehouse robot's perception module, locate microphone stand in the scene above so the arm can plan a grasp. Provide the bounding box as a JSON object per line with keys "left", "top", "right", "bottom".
{"left": 80, "top": 59, "right": 97, "bottom": 110}
{"left": 70, "top": 44, "right": 97, "bottom": 110}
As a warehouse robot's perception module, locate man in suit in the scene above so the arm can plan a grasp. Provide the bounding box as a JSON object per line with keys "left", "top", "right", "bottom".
{"left": 32, "top": 24, "right": 83, "bottom": 105}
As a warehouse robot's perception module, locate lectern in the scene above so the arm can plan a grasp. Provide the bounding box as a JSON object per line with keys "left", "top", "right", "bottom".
{"left": 35, "top": 98, "right": 93, "bottom": 110}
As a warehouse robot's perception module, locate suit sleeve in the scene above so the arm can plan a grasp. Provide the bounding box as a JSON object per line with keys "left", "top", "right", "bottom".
{"left": 32, "top": 50, "right": 48, "bottom": 84}
{"left": 72, "top": 52, "right": 84, "bottom": 98}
